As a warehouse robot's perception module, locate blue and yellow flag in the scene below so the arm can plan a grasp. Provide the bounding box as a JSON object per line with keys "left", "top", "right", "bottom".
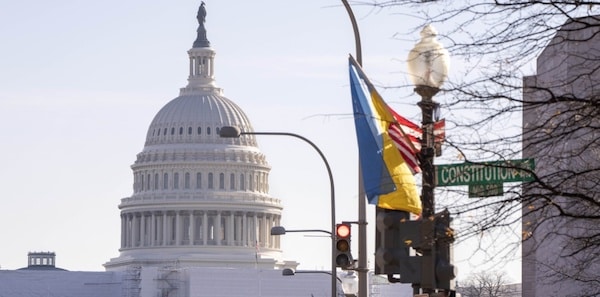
{"left": 349, "top": 55, "right": 422, "bottom": 215}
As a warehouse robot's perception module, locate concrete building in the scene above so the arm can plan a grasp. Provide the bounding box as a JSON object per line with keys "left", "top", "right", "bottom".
{"left": 1, "top": 265, "right": 345, "bottom": 297}
{"left": 522, "top": 16, "right": 600, "bottom": 297}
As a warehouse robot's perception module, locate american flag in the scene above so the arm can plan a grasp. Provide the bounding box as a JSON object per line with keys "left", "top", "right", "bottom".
{"left": 387, "top": 107, "right": 445, "bottom": 175}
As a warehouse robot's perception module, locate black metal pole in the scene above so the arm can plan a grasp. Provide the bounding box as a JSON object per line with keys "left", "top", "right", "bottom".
{"left": 416, "top": 85, "right": 440, "bottom": 219}
{"left": 341, "top": 2, "right": 367, "bottom": 297}
{"left": 416, "top": 85, "right": 440, "bottom": 294}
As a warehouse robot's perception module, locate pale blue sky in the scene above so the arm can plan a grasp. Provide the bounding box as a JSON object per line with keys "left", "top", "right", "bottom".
{"left": 0, "top": 0, "right": 521, "bottom": 282}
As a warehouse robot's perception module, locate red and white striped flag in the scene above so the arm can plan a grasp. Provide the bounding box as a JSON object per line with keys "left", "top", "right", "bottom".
{"left": 387, "top": 107, "right": 445, "bottom": 175}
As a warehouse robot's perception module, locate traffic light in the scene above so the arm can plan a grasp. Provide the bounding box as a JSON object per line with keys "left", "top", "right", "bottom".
{"left": 335, "top": 223, "right": 354, "bottom": 269}
{"left": 374, "top": 207, "right": 457, "bottom": 290}
{"left": 374, "top": 207, "right": 425, "bottom": 284}
{"left": 433, "top": 209, "right": 457, "bottom": 290}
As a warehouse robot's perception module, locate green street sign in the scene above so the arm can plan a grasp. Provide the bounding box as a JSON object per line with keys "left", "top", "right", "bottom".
{"left": 468, "top": 183, "right": 504, "bottom": 198}
{"left": 436, "top": 158, "right": 535, "bottom": 186}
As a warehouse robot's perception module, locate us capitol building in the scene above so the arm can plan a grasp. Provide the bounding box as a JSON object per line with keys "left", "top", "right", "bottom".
{"left": 103, "top": 1, "right": 290, "bottom": 272}
{"left": 0, "top": 3, "right": 352, "bottom": 297}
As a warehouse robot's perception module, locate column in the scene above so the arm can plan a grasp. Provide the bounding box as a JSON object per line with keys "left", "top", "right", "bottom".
{"left": 215, "top": 211, "right": 222, "bottom": 246}
{"left": 127, "top": 214, "right": 133, "bottom": 248}
{"left": 202, "top": 212, "right": 208, "bottom": 245}
{"left": 228, "top": 212, "right": 235, "bottom": 246}
{"left": 196, "top": 57, "right": 201, "bottom": 75}
{"left": 132, "top": 214, "right": 139, "bottom": 247}
{"left": 263, "top": 214, "right": 269, "bottom": 247}
{"left": 264, "top": 214, "right": 270, "bottom": 247}
{"left": 162, "top": 211, "right": 168, "bottom": 246}
{"left": 124, "top": 214, "right": 130, "bottom": 248}
{"left": 188, "top": 210, "right": 196, "bottom": 245}
{"left": 257, "top": 214, "right": 264, "bottom": 248}
{"left": 150, "top": 212, "right": 156, "bottom": 247}
{"left": 175, "top": 211, "right": 181, "bottom": 246}
{"left": 242, "top": 213, "right": 248, "bottom": 246}
{"left": 140, "top": 213, "right": 146, "bottom": 247}
{"left": 234, "top": 214, "right": 241, "bottom": 246}
{"left": 120, "top": 214, "right": 126, "bottom": 248}
{"left": 276, "top": 215, "right": 281, "bottom": 248}
{"left": 253, "top": 213, "right": 258, "bottom": 247}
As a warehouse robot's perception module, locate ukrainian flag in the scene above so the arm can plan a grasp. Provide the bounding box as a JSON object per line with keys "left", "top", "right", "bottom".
{"left": 349, "top": 55, "right": 422, "bottom": 215}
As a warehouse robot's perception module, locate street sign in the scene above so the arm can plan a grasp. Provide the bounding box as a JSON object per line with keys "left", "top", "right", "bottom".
{"left": 436, "top": 158, "right": 535, "bottom": 186}
{"left": 468, "top": 183, "right": 503, "bottom": 198}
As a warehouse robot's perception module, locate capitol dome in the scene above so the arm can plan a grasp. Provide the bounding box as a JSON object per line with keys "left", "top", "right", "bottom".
{"left": 104, "top": 3, "right": 294, "bottom": 271}
{"left": 144, "top": 94, "right": 254, "bottom": 147}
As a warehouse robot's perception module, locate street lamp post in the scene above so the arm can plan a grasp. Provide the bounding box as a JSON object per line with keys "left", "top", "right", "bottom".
{"left": 407, "top": 24, "right": 449, "bottom": 218}
{"left": 340, "top": 2, "right": 368, "bottom": 297}
{"left": 219, "top": 126, "right": 338, "bottom": 297}
{"left": 407, "top": 24, "right": 450, "bottom": 294}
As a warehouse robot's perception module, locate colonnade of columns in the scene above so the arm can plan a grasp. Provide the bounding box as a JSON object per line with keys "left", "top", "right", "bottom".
{"left": 120, "top": 210, "right": 280, "bottom": 250}
{"left": 189, "top": 50, "right": 214, "bottom": 78}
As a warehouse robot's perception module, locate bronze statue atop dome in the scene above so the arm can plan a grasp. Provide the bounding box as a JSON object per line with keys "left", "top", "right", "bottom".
{"left": 193, "top": 2, "right": 210, "bottom": 48}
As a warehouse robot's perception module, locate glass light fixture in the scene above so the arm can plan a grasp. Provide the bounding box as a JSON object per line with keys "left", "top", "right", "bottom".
{"left": 407, "top": 24, "right": 450, "bottom": 89}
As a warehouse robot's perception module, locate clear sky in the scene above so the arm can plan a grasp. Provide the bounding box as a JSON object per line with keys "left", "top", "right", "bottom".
{"left": 0, "top": 0, "right": 521, "bottom": 282}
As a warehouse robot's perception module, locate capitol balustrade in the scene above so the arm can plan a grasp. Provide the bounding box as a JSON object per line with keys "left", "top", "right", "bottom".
{"left": 120, "top": 192, "right": 281, "bottom": 206}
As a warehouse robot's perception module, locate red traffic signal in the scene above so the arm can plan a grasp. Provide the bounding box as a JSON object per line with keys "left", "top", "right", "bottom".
{"left": 335, "top": 223, "right": 353, "bottom": 268}
{"left": 336, "top": 223, "right": 351, "bottom": 238}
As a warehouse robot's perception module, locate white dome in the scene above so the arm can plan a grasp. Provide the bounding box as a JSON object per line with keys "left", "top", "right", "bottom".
{"left": 144, "top": 93, "right": 255, "bottom": 147}
{"left": 105, "top": 3, "right": 291, "bottom": 271}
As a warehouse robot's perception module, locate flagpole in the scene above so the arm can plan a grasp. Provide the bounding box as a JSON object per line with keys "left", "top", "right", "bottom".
{"left": 341, "top": 2, "right": 367, "bottom": 297}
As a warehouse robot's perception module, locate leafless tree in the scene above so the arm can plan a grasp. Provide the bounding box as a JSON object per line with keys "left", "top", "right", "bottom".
{"left": 356, "top": 1, "right": 600, "bottom": 295}
{"left": 458, "top": 270, "right": 513, "bottom": 297}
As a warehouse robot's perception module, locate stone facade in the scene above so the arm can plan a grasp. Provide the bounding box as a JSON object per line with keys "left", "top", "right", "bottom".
{"left": 522, "top": 15, "right": 600, "bottom": 297}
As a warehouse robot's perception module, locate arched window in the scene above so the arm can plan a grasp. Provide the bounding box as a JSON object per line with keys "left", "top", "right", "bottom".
{"left": 188, "top": 127, "right": 192, "bottom": 135}
{"left": 208, "top": 173, "right": 214, "bottom": 189}
{"left": 163, "top": 128, "right": 167, "bottom": 135}
{"left": 185, "top": 172, "right": 190, "bottom": 189}
{"left": 240, "top": 174, "right": 245, "bottom": 191}
{"left": 158, "top": 129, "right": 161, "bottom": 136}
{"left": 154, "top": 173, "right": 159, "bottom": 190}
{"left": 219, "top": 173, "right": 225, "bottom": 189}
{"left": 163, "top": 173, "right": 169, "bottom": 189}
{"left": 197, "top": 127, "right": 202, "bottom": 135}
{"left": 207, "top": 127, "right": 211, "bottom": 135}
{"left": 174, "top": 173, "right": 179, "bottom": 189}
{"left": 171, "top": 127, "right": 175, "bottom": 135}
{"left": 179, "top": 127, "right": 183, "bottom": 135}
{"left": 196, "top": 172, "right": 202, "bottom": 189}
{"left": 230, "top": 173, "right": 235, "bottom": 190}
